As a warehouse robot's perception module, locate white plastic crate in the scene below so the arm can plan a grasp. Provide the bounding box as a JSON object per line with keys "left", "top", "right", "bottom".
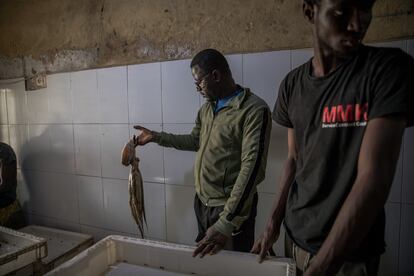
{"left": 47, "top": 235, "right": 296, "bottom": 276}
{"left": 0, "top": 226, "right": 47, "bottom": 275}
{"left": 18, "top": 225, "right": 94, "bottom": 274}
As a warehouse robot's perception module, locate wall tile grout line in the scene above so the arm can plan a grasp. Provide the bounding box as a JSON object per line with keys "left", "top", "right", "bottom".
{"left": 96, "top": 69, "right": 105, "bottom": 228}
{"left": 160, "top": 61, "right": 168, "bottom": 241}
{"left": 4, "top": 89, "right": 11, "bottom": 143}
{"left": 126, "top": 65, "right": 131, "bottom": 127}
{"left": 70, "top": 73, "right": 78, "bottom": 175}
{"left": 69, "top": 73, "right": 82, "bottom": 226}
{"left": 241, "top": 54, "right": 244, "bottom": 86}
{"left": 397, "top": 134, "right": 405, "bottom": 275}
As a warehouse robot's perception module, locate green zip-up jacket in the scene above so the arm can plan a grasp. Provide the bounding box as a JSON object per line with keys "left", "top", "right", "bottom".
{"left": 153, "top": 88, "right": 272, "bottom": 237}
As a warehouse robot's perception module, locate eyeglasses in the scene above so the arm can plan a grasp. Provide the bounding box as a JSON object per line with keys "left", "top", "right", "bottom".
{"left": 194, "top": 72, "right": 211, "bottom": 90}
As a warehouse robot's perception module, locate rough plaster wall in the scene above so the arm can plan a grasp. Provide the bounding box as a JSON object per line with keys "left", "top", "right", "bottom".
{"left": 0, "top": 0, "right": 413, "bottom": 79}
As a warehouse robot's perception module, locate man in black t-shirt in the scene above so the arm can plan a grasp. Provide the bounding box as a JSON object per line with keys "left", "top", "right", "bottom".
{"left": 251, "top": 0, "right": 414, "bottom": 275}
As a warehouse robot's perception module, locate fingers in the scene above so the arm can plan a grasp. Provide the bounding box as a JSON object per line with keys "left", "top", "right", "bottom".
{"left": 132, "top": 125, "right": 152, "bottom": 146}
{"left": 193, "top": 242, "right": 206, "bottom": 257}
{"left": 133, "top": 125, "right": 144, "bottom": 130}
{"left": 250, "top": 236, "right": 271, "bottom": 263}
{"left": 268, "top": 247, "right": 276, "bottom": 257}
{"left": 194, "top": 241, "right": 222, "bottom": 258}
{"left": 133, "top": 125, "right": 149, "bottom": 135}
{"left": 193, "top": 233, "right": 223, "bottom": 258}
{"left": 193, "top": 228, "right": 227, "bottom": 258}
{"left": 210, "top": 243, "right": 223, "bottom": 255}
{"left": 250, "top": 238, "right": 262, "bottom": 254}
{"left": 199, "top": 243, "right": 215, "bottom": 258}
{"left": 258, "top": 240, "right": 270, "bottom": 263}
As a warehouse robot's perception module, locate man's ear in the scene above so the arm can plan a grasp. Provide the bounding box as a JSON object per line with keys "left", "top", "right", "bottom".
{"left": 303, "top": 2, "right": 315, "bottom": 24}
{"left": 211, "top": 69, "right": 221, "bottom": 82}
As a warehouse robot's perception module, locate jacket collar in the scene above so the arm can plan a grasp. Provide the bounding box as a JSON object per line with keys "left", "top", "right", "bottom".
{"left": 227, "top": 86, "right": 250, "bottom": 110}
{"left": 207, "top": 85, "right": 250, "bottom": 111}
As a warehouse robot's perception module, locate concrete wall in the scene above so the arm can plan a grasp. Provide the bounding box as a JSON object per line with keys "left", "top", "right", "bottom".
{"left": 0, "top": 0, "right": 413, "bottom": 79}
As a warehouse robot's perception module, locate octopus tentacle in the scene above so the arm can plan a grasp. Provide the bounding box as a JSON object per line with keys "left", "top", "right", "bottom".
{"left": 122, "top": 140, "right": 147, "bottom": 238}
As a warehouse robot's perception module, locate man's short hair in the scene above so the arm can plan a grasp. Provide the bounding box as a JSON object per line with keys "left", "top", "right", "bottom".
{"left": 304, "top": 0, "right": 320, "bottom": 5}
{"left": 304, "top": 0, "right": 376, "bottom": 6}
{"left": 190, "top": 49, "right": 231, "bottom": 75}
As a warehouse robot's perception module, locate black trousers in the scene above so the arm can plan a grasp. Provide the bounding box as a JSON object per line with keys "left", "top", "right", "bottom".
{"left": 194, "top": 193, "right": 258, "bottom": 253}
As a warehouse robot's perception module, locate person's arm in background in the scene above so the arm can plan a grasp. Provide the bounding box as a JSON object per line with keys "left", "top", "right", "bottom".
{"left": 193, "top": 107, "right": 272, "bottom": 257}
{"left": 250, "top": 127, "right": 297, "bottom": 261}
{"left": 133, "top": 110, "right": 201, "bottom": 152}
{"left": 305, "top": 115, "right": 406, "bottom": 276}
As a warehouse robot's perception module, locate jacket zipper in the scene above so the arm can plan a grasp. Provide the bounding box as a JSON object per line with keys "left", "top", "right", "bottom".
{"left": 198, "top": 105, "right": 231, "bottom": 206}
{"left": 199, "top": 108, "right": 215, "bottom": 206}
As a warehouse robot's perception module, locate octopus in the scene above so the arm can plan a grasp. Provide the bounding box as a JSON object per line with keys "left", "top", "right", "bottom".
{"left": 121, "top": 139, "right": 146, "bottom": 238}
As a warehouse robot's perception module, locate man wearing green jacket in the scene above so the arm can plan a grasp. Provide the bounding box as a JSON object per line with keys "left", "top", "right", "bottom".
{"left": 134, "top": 49, "right": 272, "bottom": 257}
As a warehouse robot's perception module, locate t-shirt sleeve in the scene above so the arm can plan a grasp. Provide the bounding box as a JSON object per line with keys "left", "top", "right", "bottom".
{"left": 272, "top": 77, "right": 294, "bottom": 128}
{"left": 369, "top": 49, "right": 414, "bottom": 127}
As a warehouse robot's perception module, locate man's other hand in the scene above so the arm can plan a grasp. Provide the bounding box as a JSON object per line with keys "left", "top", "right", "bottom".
{"left": 192, "top": 226, "right": 228, "bottom": 258}
{"left": 250, "top": 222, "right": 280, "bottom": 263}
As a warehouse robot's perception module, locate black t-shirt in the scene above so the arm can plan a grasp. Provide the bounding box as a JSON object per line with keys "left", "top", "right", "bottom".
{"left": 0, "top": 142, "right": 17, "bottom": 208}
{"left": 273, "top": 45, "right": 414, "bottom": 260}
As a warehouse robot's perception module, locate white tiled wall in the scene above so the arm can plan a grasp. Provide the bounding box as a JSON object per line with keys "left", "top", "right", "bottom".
{"left": 74, "top": 124, "right": 102, "bottom": 176}
{"left": 128, "top": 63, "right": 162, "bottom": 124}
{"left": 291, "top": 48, "right": 313, "bottom": 69}
{"left": 47, "top": 73, "right": 72, "bottom": 124}
{"left": 5, "top": 80, "right": 27, "bottom": 124}
{"left": 373, "top": 39, "right": 413, "bottom": 276}
{"left": 243, "top": 50, "right": 291, "bottom": 108}
{"left": 163, "top": 124, "right": 196, "bottom": 186}
{"left": 380, "top": 203, "right": 401, "bottom": 276}
{"left": 161, "top": 59, "right": 200, "bottom": 123}
{"left": 0, "top": 88, "right": 8, "bottom": 125}
{"left": 399, "top": 204, "right": 414, "bottom": 276}
{"left": 1, "top": 40, "right": 413, "bottom": 275}
{"left": 165, "top": 184, "right": 198, "bottom": 245}
{"left": 143, "top": 181, "right": 166, "bottom": 240}
{"left": 102, "top": 177, "right": 136, "bottom": 233}
{"left": 8, "top": 124, "right": 28, "bottom": 168}
{"left": 77, "top": 175, "right": 105, "bottom": 228}
{"left": 403, "top": 127, "right": 414, "bottom": 204}
{"left": 97, "top": 67, "right": 129, "bottom": 124}
{"left": 100, "top": 124, "right": 130, "bottom": 179}
{"left": 258, "top": 124, "right": 287, "bottom": 194}
{"left": 0, "top": 125, "right": 9, "bottom": 143}
{"left": 72, "top": 70, "right": 100, "bottom": 124}
{"left": 226, "top": 54, "right": 244, "bottom": 85}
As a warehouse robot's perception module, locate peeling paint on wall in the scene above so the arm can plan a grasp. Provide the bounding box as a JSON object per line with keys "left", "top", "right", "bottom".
{"left": 0, "top": 0, "right": 413, "bottom": 79}
{"left": 0, "top": 56, "right": 24, "bottom": 79}
{"left": 22, "top": 49, "right": 99, "bottom": 76}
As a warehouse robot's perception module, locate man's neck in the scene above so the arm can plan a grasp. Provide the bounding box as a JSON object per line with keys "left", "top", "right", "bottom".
{"left": 312, "top": 42, "right": 352, "bottom": 78}
{"left": 218, "top": 81, "right": 238, "bottom": 100}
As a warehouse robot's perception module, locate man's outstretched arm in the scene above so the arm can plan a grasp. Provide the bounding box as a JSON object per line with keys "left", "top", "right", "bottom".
{"left": 133, "top": 111, "right": 201, "bottom": 151}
